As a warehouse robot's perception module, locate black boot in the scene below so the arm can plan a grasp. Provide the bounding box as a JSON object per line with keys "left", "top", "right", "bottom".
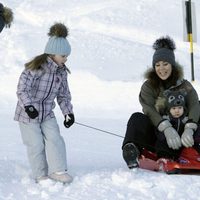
{"left": 122, "top": 143, "right": 139, "bottom": 169}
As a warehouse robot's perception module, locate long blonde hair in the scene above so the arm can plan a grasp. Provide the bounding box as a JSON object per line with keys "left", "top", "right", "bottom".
{"left": 25, "top": 53, "right": 71, "bottom": 73}
{"left": 25, "top": 54, "right": 48, "bottom": 70}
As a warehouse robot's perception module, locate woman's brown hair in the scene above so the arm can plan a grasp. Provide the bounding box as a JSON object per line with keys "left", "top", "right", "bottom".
{"left": 144, "top": 63, "right": 183, "bottom": 90}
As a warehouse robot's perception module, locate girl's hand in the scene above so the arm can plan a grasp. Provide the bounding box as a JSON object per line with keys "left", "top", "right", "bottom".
{"left": 24, "top": 105, "right": 39, "bottom": 119}
{"left": 64, "top": 114, "right": 75, "bottom": 128}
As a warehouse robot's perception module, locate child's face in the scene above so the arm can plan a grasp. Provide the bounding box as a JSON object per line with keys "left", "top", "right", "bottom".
{"left": 52, "top": 55, "right": 68, "bottom": 66}
{"left": 155, "top": 61, "right": 172, "bottom": 80}
{"left": 169, "top": 106, "right": 184, "bottom": 118}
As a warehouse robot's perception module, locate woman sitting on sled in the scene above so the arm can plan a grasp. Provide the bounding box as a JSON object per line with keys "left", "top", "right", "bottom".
{"left": 122, "top": 36, "right": 200, "bottom": 169}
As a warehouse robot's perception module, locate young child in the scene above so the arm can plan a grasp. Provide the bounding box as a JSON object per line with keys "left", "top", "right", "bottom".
{"left": 14, "top": 23, "right": 74, "bottom": 184}
{"left": 0, "top": 2, "right": 13, "bottom": 33}
{"left": 155, "top": 89, "right": 199, "bottom": 159}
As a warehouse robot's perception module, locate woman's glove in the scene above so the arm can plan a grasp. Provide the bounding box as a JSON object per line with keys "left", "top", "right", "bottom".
{"left": 24, "top": 105, "right": 39, "bottom": 119}
{"left": 158, "top": 120, "right": 182, "bottom": 150}
{"left": 64, "top": 113, "right": 75, "bottom": 128}
{"left": 181, "top": 122, "right": 197, "bottom": 147}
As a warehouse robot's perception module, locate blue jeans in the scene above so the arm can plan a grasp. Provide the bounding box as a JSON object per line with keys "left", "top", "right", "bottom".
{"left": 19, "top": 117, "right": 67, "bottom": 179}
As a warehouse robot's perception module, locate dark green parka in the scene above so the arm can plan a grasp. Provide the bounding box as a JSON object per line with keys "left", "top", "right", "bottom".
{"left": 139, "top": 63, "right": 200, "bottom": 127}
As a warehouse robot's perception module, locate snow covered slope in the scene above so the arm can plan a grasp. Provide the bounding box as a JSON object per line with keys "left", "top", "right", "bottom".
{"left": 1, "top": 0, "right": 200, "bottom": 199}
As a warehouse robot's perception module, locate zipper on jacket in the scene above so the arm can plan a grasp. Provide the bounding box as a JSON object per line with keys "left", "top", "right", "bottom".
{"left": 177, "top": 118, "right": 181, "bottom": 133}
{"left": 41, "top": 73, "right": 55, "bottom": 121}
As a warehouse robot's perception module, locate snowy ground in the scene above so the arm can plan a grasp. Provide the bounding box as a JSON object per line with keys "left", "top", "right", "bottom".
{"left": 1, "top": 0, "right": 200, "bottom": 199}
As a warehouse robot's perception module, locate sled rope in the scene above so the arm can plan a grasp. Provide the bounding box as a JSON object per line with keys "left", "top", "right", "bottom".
{"left": 75, "top": 121, "right": 199, "bottom": 161}
{"left": 75, "top": 121, "right": 124, "bottom": 139}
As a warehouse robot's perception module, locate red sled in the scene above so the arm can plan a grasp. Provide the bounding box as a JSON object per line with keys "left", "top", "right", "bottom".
{"left": 139, "top": 147, "right": 200, "bottom": 174}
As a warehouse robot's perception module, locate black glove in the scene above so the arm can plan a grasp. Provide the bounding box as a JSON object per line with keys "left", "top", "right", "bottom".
{"left": 25, "top": 105, "right": 39, "bottom": 119}
{"left": 64, "top": 113, "right": 75, "bottom": 128}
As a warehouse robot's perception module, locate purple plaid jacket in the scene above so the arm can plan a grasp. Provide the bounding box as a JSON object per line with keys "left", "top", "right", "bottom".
{"left": 14, "top": 57, "right": 73, "bottom": 123}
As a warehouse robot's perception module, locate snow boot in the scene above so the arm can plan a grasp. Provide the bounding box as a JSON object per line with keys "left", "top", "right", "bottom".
{"left": 49, "top": 171, "right": 73, "bottom": 184}
{"left": 35, "top": 176, "right": 55, "bottom": 186}
{"left": 123, "top": 143, "right": 139, "bottom": 169}
{"left": 35, "top": 176, "right": 49, "bottom": 183}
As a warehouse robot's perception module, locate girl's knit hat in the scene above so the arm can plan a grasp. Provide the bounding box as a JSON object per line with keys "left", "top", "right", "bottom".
{"left": 152, "top": 36, "right": 176, "bottom": 67}
{"left": 44, "top": 23, "right": 71, "bottom": 56}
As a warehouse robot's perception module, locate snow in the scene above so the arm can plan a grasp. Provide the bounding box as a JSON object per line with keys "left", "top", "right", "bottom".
{"left": 1, "top": 0, "right": 200, "bottom": 199}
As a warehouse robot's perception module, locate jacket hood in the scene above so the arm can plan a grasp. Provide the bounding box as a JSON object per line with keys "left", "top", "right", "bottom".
{"left": 144, "top": 62, "right": 184, "bottom": 90}
{"left": 149, "top": 62, "right": 184, "bottom": 115}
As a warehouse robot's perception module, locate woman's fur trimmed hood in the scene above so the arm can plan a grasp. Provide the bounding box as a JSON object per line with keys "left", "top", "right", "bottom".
{"left": 144, "top": 62, "right": 184, "bottom": 90}
{"left": 144, "top": 62, "right": 184, "bottom": 115}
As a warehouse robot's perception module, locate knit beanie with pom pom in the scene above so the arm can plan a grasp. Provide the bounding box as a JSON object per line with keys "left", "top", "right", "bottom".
{"left": 44, "top": 23, "right": 71, "bottom": 56}
{"left": 152, "top": 36, "right": 176, "bottom": 68}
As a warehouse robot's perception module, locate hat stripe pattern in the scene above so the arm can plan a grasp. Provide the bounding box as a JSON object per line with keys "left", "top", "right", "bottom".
{"left": 44, "top": 36, "right": 71, "bottom": 55}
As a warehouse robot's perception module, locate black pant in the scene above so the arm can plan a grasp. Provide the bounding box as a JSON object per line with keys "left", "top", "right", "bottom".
{"left": 122, "top": 112, "right": 182, "bottom": 159}
{"left": 122, "top": 112, "right": 156, "bottom": 153}
{"left": 155, "top": 133, "right": 182, "bottom": 159}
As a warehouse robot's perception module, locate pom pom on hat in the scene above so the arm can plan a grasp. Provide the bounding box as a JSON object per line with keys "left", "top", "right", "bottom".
{"left": 48, "top": 23, "right": 69, "bottom": 38}
{"left": 0, "top": 3, "right": 14, "bottom": 30}
{"left": 44, "top": 22, "right": 71, "bottom": 56}
{"left": 3, "top": 6, "right": 14, "bottom": 28}
{"left": 153, "top": 36, "right": 176, "bottom": 51}
{"left": 152, "top": 36, "right": 176, "bottom": 67}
